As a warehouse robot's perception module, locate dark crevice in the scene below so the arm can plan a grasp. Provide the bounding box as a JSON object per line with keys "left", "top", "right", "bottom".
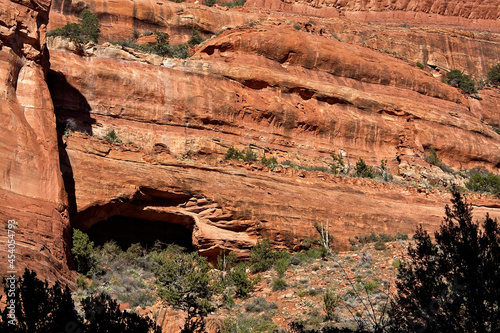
{"left": 241, "top": 79, "right": 270, "bottom": 90}
{"left": 85, "top": 215, "right": 195, "bottom": 251}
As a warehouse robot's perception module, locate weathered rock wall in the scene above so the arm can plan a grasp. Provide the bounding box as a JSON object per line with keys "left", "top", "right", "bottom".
{"left": 47, "top": 0, "right": 500, "bottom": 79}
{"left": 246, "top": 0, "right": 500, "bottom": 32}
{"left": 0, "top": 0, "right": 73, "bottom": 283}
{"left": 48, "top": 20, "right": 500, "bottom": 256}
{"left": 63, "top": 133, "right": 500, "bottom": 257}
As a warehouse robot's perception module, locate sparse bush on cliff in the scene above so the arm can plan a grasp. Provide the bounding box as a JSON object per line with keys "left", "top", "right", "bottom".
{"left": 140, "top": 30, "right": 190, "bottom": 58}
{"left": 442, "top": 69, "right": 477, "bottom": 94}
{"left": 355, "top": 158, "right": 374, "bottom": 179}
{"left": 424, "top": 148, "right": 454, "bottom": 173}
{"left": 72, "top": 229, "right": 101, "bottom": 276}
{"left": 48, "top": 10, "right": 100, "bottom": 43}
{"left": 103, "top": 129, "right": 122, "bottom": 144}
{"left": 188, "top": 29, "right": 205, "bottom": 47}
{"left": 348, "top": 232, "right": 408, "bottom": 250}
{"left": 416, "top": 61, "right": 425, "bottom": 69}
{"left": 221, "top": 0, "right": 246, "bottom": 8}
{"left": 488, "top": 63, "right": 500, "bottom": 87}
{"left": 465, "top": 166, "right": 500, "bottom": 196}
{"left": 249, "top": 239, "right": 277, "bottom": 273}
{"left": 378, "top": 159, "right": 393, "bottom": 182}
{"left": 330, "top": 152, "right": 345, "bottom": 175}
{"left": 261, "top": 155, "right": 279, "bottom": 168}
{"left": 224, "top": 147, "right": 244, "bottom": 160}
{"left": 48, "top": 23, "right": 85, "bottom": 42}
{"left": 203, "top": 0, "right": 245, "bottom": 7}
{"left": 80, "top": 9, "right": 101, "bottom": 43}
{"left": 224, "top": 146, "right": 258, "bottom": 162}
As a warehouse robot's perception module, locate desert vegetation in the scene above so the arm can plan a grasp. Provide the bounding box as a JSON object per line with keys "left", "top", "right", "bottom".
{"left": 29, "top": 190, "right": 500, "bottom": 332}
{"left": 48, "top": 10, "right": 101, "bottom": 43}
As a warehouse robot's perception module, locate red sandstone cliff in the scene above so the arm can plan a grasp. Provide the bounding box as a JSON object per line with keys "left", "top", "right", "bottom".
{"left": 1, "top": 0, "right": 500, "bottom": 285}
{"left": 246, "top": 0, "right": 500, "bottom": 32}
{"left": 47, "top": 19, "right": 500, "bottom": 257}
{"left": 0, "top": 0, "right": 73, "bottom": 283}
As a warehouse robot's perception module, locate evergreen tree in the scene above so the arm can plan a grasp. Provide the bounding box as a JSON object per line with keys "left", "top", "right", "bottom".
{"left": 390, "top": 190, "right": 500, "bottom": 332}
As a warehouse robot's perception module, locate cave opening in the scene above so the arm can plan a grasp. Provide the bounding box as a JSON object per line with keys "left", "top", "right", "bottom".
{"left": 72, "top": 188, "right": 198, "bottom": 253}
{"left": 83, "top": 215, "right": 195, "bottom": 252}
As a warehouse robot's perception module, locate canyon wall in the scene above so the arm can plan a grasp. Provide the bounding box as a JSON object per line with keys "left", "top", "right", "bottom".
{"left": 0, "top": 0, "right": 73, "bottom": 283}
{"left": 246, "top": 0, "right": 500, "bottom": 32}
{"left": 47, "top": 0, "right": 500, "bottom": 79}
{"left": 1, "top": 0, "right": 499, "bottom": 283}
{"left": 48, "top": 20, "right": 500, "bottom": 255}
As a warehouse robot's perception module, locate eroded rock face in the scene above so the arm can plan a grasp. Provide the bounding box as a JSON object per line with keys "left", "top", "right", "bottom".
{"left": 246, "top": 0, "right": 500, "bottom": 32}
{"left": 63, "top": 133, "right": 500, "bottom": 257}
{"left": 48, "top": 19, "right": 500, "bottom": 257}
{"left": 2, "top": 0, "right": 499, "bottom": 283}
{"left": 0, "top": 0, "right": 73, "bottom": 283}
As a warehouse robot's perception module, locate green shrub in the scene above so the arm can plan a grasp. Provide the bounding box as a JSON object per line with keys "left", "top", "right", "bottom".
{"left": 152, "top": 250, "right": 213, "bottom": 332}
{"left": 330, "top": 152, "right": 345, "bottom": 174}
{"left": 487, "top": 63, "right": 500, "bottom": 87}
{"left": 72, "top": 229, "right": 100, "bottom": 276}
{"left": 104, "top": 129, "right": 122, "bottom": 143}
{"left": 243, "top": 147, "right": 258, "bottom": 162}
{"left": 416, "top": 61, "right": 425, "bottom": 69}
{"left": 442, "top": 69, "right": 477, "bottom": 94}
{"left": 100, "top": 240, "right": 122, "bottom": 261}
{"left": 425, "top": 148, "right": 454, "bottom": 173}
{"left": 79, "top": 10, "right": 101, "bottom": 43}
{"left": 188, "top": 29, "right": 204, "bottom": 47}
{"left": 323, "top": 289, "right": 340, "bottom": 320}
{"left": 48, "top": 23, "right": 84, "bottom": 42}
{"left": 378, "top": 233, "right": 393, "bottom": 242}
{"left": 76, "top": 275, "right": 89, "bottom": 289}
{"left": 392, "top": 258, "right": 401, "bottom": 269}
{"left": 466, "top": 167, "right": 500, "bottom": 196}
{"left": 395, "top": 232, "right": 409, "bottom": 240}
{"left": 274, "top": 257, "right": 290, "bottom": 278}
{"left": 204, "top": 0, "right": 217, "bottom": 6}
{"left": 425, "top": 148, "right": 441, "bottom": 165}
{"left": 230, "top": 263, "right": 256, "bottom": 298}
{"left": 380, "top": 159, "right": 393, "bottom": 181}
{"left": 48, "top": 10, "right": 100, "bottom": 43}
{"left": 355, "top": 158, "right": 374, "bottom": 178}
{"left": 224, "top": 147, "right": 244, "bottom": 160}
{"left": 363, "top": 280, "right": 379, "bottom": 293}
{"left": 261, "top": 156, "right": 278, "bottom": 168}
{"left": 220, "top": 0, "right": 246, "bottom": 8}
{"left": 249, "top": 239, "right": 276, "bottom": 273}
{"left": 272, "top": 278, "right": 287, "bottom": 291}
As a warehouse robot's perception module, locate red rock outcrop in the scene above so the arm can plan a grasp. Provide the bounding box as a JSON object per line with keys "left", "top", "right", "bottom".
{"left": 47, "top": 1, "right": 500, "bottom": 79}
{"left": 47, "top": 17, "right": 500, "bottom": 257}
{"left": 1, "top": 0, "right": 499, "bottom": 287}
{"left": 62, "top": 133, "right": 500, "bottom": 257}
{"left": 246, "top": 0, "right": 500, "bottom": 32}
{"left": 0, "top": 0, "right": 73, "bottom": 284}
